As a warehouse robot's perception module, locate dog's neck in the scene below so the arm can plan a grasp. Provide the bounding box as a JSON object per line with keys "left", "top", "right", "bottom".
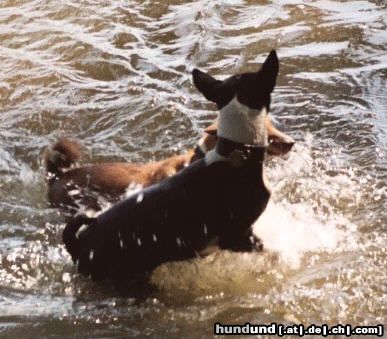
{"left": 205, "top": 97, "right": 268, "bottom": 165}
{"left": 218, "top": 97, "right": 268, "bottom": 146}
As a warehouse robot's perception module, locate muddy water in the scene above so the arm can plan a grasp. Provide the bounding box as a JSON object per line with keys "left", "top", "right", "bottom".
{"left": 0, "top": 0, "right": 386, "bottom": 337}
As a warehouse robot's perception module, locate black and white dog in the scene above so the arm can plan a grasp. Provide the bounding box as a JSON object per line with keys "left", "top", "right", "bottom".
{"left": 63, "top": 50, "right": 279, "bottom": 281}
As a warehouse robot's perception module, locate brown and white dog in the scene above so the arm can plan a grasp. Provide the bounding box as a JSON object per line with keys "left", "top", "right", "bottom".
{"left": 63, "top": 50, "right": 283, "bottom": 282}
{"left": 45, "top": 117, "right": 294, "bottom": 215}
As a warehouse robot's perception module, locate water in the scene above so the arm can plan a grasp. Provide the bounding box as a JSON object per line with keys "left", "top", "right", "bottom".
{"left": 0, "top": 0, "right": 386, "bottom": 337}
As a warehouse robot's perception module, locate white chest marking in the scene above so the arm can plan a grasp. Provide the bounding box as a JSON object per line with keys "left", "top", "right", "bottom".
{"left": 204, "top": 150, "right": 227, "bottom": 165}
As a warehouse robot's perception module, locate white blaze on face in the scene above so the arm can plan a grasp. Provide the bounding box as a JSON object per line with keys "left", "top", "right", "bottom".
{"left": 218, "top": 97, "right": 268, "bottom": 146}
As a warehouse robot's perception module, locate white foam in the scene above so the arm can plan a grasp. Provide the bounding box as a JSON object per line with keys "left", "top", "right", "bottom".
{"left": 254, "top": 133, "right": 359, "bottom": 268}
{"left": 253, "top": 200, "right": 344, "bottom": 268}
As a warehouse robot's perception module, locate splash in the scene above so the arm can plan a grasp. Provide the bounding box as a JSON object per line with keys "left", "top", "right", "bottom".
{"left": 255, "top": 134, "right": 360, "bottom": 268}
{"left": 253, "top": 200, "right": 348, "bottom": 268}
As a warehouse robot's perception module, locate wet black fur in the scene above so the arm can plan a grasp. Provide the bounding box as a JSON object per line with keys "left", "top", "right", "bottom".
{"left": 63, "top": 155, "right": 269, "bottom": 280}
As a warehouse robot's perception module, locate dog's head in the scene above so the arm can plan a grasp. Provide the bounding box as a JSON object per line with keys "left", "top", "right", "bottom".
{"left": 193, "top": 50, "right": 279, "bottom": 146}
{"left": 202, "top": 116, "right": 295, "bottom": 156}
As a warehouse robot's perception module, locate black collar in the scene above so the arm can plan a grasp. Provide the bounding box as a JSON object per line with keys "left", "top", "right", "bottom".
{"left": 216, "top": 137, "right": 267, "bottom": 163}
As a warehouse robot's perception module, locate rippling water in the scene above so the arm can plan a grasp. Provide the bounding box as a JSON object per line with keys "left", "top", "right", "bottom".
{"left": 0, "top": 0, "right": 386, "bottom": 337}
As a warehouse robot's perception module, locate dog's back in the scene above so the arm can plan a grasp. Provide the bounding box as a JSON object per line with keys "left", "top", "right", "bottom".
{"left": 63, "top": 155, "right": 270, "bottom": 280}
{"left": 45, "top": 139, "right": 196, "bottom": 213}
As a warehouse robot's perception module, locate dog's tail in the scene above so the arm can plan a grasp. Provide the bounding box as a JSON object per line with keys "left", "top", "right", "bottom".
{"left": 63, "top": 215, "right": 95, "bottom": 264}
{"left": 44, "top": 138, "right": 82, "bottom": 178}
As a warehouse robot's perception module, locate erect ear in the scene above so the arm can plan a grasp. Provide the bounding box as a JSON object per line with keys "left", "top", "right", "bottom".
{"left": 204, "top": 120, "right": 218, "bottom": 136}
{"left": 192, "top": 69, "right": 223, "bottom": 103}
{"left": 260, "top": 50, "right": 279, "bottom": 92}
{"left": 261, "top": 50, "right": 279, "bottom": 77}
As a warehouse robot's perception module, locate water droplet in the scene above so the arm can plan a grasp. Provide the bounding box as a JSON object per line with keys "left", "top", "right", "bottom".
{"left": 68, "top": 189, "right": 80, "bottom": 196}
{"left": 75, "top": 224, "right": 89, "bottom": 239}
{"left": 136, "top": 193, "right": 144, "bottom": 203}
{"left": 62, "top": 272, "right": 71, "bottom": 283}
